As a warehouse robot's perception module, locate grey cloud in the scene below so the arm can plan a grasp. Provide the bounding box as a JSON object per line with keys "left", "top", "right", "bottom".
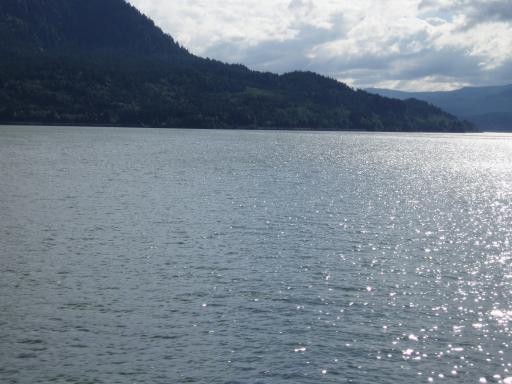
{"left": 288, "top": 0, "right": 308, "bottom": 10}
{"left": 204, "top": 13, "right": 347, "bottom": 73}
{"left": 468, "top": 1, "right": 512, "bottom": 24}
{"left": 420, "top": 0, "right": 512, "bottom": 27}
{"left": 322, "top": 47, "right": 485, "bottom": 87}
{"left": 395, "top": 49, "right": 483, "bottom": 80}
{"left": 490, "top": 58, "right": 512, "bottom": 84}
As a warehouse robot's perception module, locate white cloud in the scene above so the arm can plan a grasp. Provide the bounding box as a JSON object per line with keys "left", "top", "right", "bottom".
{"left": 127, "top": 0, "right": 512, "bottom": 91}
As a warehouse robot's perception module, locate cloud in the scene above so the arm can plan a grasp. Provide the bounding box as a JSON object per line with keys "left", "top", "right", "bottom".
{"left": 128, "top": 0, "right": 512, "bottom": 91}
{"left": 420, "top": 0, "right": 512, "bottom": 26}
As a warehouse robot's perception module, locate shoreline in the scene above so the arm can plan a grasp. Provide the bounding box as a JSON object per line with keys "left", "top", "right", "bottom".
{"left": 0, "top": 122, "right": 482, "bottom": 134}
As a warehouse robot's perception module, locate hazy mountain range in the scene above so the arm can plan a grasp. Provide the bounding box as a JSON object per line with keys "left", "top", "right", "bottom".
{"left": 367, "top": 85, "right": 512, "bottom": 132}
{"left": 0, "top": 0, "right": 475, "bottom": 132}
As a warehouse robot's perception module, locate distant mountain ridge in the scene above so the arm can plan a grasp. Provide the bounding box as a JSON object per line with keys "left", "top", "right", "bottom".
{"left": 366, "top": 85, "right": 512, "bottom": 131}
{"left": 0, "top": 0, "right": 475, "bottom": 132}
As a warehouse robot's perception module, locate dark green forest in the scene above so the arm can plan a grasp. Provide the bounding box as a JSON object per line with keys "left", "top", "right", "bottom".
{"left": 0, "top": 0, "right": 476, "bottom": 131}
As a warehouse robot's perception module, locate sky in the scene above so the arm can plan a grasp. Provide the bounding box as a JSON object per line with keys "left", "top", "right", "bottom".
{"left": 127, "top": 0, "right": 512, "bottom": 91}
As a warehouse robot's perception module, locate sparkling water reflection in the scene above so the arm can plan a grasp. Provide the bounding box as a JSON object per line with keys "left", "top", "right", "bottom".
{"left": 0, "top": 126, "right": 511, "bottom": 383}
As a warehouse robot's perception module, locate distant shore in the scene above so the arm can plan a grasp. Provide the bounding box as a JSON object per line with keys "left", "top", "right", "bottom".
{"left": 0, "top": 122, "right": 482, "bottom": 133}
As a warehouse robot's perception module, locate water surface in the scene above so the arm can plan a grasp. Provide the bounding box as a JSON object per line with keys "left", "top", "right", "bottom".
{"left": 1, "top": 126, "right": 511, "bottom": 383}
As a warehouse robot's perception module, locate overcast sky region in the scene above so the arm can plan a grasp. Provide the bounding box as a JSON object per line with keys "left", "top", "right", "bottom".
{"left": 128, "top": 0, "right": 512, "bottom": 91}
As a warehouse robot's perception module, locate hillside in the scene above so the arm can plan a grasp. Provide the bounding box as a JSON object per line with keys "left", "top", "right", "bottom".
{"left": 0, "top": 0, "right": 475, "bottom": 132}
{"left": 367, "top": 85, "right": 512, "bottom": 132}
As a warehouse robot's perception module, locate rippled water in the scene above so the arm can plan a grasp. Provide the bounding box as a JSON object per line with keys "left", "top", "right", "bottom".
{"left": 1, "top": 126, "right": 512, "bottom": 384}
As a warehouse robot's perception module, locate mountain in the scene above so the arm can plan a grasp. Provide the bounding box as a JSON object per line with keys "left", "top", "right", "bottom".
{"left": 367, "top": 85, "right": 512, "bottom": 132}
{"left": 0, "top": 0, "right": 475, "bottom": 132}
